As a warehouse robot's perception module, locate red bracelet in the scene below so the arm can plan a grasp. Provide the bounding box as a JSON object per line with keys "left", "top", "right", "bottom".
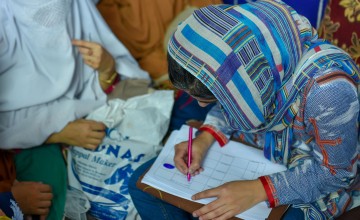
{"left": 104, "top": 74, "right": 120, "bottom": 94}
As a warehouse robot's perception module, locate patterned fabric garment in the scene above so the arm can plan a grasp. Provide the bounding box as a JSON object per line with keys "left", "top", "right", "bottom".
{"left": 167, "top": 0, "right": 360, "bottom": 218}
{"left": 0, "top": 0, "right": 149, "bottom": 149}
{"left": 168, "top": 0, "right": 359, "bottom": 164}
{"left": 0, "top": 151, "right": 23, "bottom": 219}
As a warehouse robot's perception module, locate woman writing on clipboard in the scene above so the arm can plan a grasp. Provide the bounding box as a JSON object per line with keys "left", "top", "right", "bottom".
{"left": 129, "top": 0, "right": 360, "bottom": 219}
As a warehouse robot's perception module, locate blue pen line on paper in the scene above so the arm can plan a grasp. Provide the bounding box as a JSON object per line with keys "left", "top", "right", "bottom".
{"left": 163, "top": 163, "right": 175, "bottom": 169}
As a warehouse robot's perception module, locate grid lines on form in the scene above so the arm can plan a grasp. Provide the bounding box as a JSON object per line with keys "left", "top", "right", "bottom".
{"left": 142, "top": 127, "right": 288, "bottom": 220}
{"left": 154, "top": 143, "right": 267, "bottom": 196}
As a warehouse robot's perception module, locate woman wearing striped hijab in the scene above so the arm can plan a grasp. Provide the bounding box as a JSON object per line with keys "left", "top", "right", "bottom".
{"left": 129, "top": 0, "right": 360, "bottom": 219}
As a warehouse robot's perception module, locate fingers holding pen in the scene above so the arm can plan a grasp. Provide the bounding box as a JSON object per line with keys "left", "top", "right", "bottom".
{"left": 174, "top": 141, "right": 204, "bottom": 176}
{"left": 174, "top": 141, "right": 190, "bottom": 175}
{"left": 188, "top": 144, "right": 205, "bottom": 176}
{"left": 189, "top": 162, "right": 204, "bottom": 176}
{"left": 174, "top": 131, "right": 215, "bottom": 178}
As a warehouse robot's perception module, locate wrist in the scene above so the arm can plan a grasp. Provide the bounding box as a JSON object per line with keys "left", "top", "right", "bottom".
{"left": 254, "top": 179, "right": 268, "bottom": 203}
{"left": 100, "top": 70, "right": 118, "bottom": 84}
{"left": 98, "top": 57, "right": 116, "bottom": 83}
{"left": 259, "top": 176, "right": 277, "bottom": 207}
{"left": 195, "top": 131, "right": 215, "bottom": 150}
{"left": 45, "top": 132, "right": 62, "bottom": 144}
{"left": 199, "top": 125, "right": 228, "bottom": 147}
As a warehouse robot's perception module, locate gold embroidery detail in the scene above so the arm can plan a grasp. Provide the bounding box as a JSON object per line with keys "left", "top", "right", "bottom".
{"left": 348, "top": 32, "right": 360, "bottom": 65}
{"left": 339, "top": 0, "right": 360, "bottom": 23}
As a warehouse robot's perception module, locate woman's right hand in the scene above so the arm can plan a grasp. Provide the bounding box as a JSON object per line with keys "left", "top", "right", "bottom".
{"left": 174, "top": 130, "right": 215, "bottom": 177}
{"left": 46, "top": 119, "right": 106, "bottom": 150}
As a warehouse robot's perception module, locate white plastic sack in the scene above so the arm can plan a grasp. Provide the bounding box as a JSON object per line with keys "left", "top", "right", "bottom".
{"left": 66, "top": 90, "right": 174, "bottom": 220}
{"left": 64, "top": 187, "right": 90, "bottom": 220}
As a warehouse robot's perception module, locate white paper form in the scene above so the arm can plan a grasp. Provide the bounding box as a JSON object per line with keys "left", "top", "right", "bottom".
{"left": 142, "top": 125, "right": 287, "bottom": 220}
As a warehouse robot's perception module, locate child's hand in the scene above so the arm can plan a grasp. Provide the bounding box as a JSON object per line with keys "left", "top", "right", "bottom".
{"left": 11, "top": 181, "right": 53, "bottom": 218}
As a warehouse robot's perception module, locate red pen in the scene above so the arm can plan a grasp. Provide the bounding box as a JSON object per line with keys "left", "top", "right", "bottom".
{"left": 187, "top": 126, "right": 193, "bottom": 182}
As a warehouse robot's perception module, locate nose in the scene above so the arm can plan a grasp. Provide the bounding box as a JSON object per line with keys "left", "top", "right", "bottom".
{"left": 197, "top": 101, "right": 210, "bottom": 107}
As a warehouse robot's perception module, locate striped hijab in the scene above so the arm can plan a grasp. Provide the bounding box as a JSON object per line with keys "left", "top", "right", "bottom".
{"left": 168, "top": 0, "right": 360, "bottom": 164}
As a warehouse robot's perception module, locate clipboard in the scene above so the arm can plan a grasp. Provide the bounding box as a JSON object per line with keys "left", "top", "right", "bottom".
{"left": 134, "top": 124, "right": 360, "bottom": 219}
{"left": 136, "top": 168, "right": 290, "bottom": 220}
{"left": 139, "top": 125, "right": 289, "bottom": 219}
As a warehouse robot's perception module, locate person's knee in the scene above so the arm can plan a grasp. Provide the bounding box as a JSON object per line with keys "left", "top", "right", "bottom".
{"left": 129, "top": 158, "right": 156, "bottom": 197}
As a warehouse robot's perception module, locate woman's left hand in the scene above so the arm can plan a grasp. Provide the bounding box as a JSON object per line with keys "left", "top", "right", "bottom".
{"left": 72, "top": 39, "right": 116, "bottom": 90}
{"left": 191, "top": 179, "right": 267, "bottom": 220}
{"left": 72, "top": 39, "right": 115, "bottom": 75}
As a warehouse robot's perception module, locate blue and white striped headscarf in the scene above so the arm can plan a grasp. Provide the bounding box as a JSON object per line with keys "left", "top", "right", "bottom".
{"left": 168, "top": 0, "right": 359, "bottom": 164}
